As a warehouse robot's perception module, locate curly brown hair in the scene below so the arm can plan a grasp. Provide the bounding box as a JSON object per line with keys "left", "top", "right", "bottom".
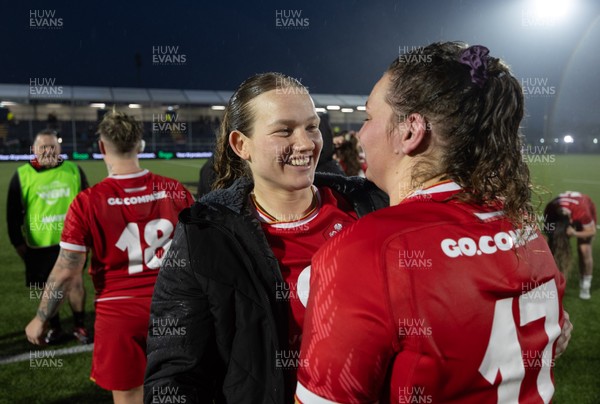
{"left": 385, "top": 41, "right": 532, "bottom": 228}
{"left": 212, "top": 72, "right": 307, "bottom": 190}
{"left": 97, "top": 110, "right": 143, "bottom": 154}
{"left": 337, "top": 135, "right": 362, "bottom": 176}
{"left": 544, "top": 209, "right": 573, "bottom": 275}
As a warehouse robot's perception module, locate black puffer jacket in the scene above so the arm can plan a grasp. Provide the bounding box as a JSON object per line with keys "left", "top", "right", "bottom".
{"left": 144, "top": 173, "right": 388, "bottom": 404}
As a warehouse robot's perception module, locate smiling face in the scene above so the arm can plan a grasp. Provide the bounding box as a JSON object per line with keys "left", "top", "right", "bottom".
{"left": 239, "top": 89, "right": 322, "bottom": 194}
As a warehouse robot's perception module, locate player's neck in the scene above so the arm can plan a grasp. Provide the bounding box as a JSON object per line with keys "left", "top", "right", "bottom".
{"left": 391, "top": 175, "right": 446, "bottom": 206}
{"left": 387, "top": 157, "right": 445, "bottom": 206}
{"left": 252, "top": 185, "right": 316, "bottom": 222}
{"left": 104, "top": 158, "right": 142, "bottom": 176}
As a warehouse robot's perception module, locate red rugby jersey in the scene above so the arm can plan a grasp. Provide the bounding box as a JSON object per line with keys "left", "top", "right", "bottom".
{"left": 545, "top": 191, "right": 596, "bottom": 228}
{"left": 253, "top": 186, "right": 358, "bottom": 377}
{"left": 60, "top": 169, "right": 194, "bottom": 301}
{"left": 297, "top": 181, "right": 565, "bottom": 404}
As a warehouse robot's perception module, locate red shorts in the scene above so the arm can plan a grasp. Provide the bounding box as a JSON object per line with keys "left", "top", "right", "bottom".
{"left": 91, "top": 297, "right": 151, "bottom": 391}
{"left": 577, "top": 195, "right": 596, "bottom": 244}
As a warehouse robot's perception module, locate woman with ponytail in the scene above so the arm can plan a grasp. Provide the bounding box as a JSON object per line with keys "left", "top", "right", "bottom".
{"left": 297, "top": 42, "right": 569, "bottom": 403}
{"left": 144, "top": 72, "right": 387, "bottom": 403}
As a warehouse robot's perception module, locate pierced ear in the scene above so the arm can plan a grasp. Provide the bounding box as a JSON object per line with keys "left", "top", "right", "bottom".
{"left": 229, "top": 130, "right": 251, "bottom": 160}
{"left": 400, "top": 113, "right": 428, "bottom": 155}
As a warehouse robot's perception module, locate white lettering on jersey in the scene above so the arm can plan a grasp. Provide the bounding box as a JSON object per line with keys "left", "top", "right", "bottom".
{"left": 440, "top": 228, "right": 538, "bottom": 258}
{"left": 107, "top": 190, "right": 167, "bottom": 206}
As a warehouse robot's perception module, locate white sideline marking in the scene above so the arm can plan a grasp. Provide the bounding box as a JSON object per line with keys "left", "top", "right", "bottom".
{"left": 562, "top": 178, "right": 600, "bottom": 185}
{"left": 0, "top": 344, "right": 94, "bottom": 365}
{"left": 162, "top": 160, "right": 202, "bottom": 168}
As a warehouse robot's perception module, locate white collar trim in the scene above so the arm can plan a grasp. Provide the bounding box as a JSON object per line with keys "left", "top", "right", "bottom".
{"left": 109, "top": 169, "right": 149, "bottom": 180}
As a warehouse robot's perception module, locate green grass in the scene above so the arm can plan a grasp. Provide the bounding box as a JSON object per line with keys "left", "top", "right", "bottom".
{"left": 528, "top": 155, "right": 600, "bottom": 404}
{"left": 0, "top": 156, "right": 599, "bottom": 402}
{"left": 0, "top": 159, "right": 204, "bottom": 403}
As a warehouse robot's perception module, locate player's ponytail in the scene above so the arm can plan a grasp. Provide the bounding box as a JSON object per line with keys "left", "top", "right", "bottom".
{"left": 385, "top": 42, "right": 533, "bottom": 228}
{"left": 212, "top": 72, "right": 307, "bottom": 190}
{"left": 546, "top": 213, "right": 573, "bottom": 275}
{"left": 213, "top": 105, "right": 250, "bottom": 190}
{"left": 470, "top": 57, "right": 532, "bottom": 228}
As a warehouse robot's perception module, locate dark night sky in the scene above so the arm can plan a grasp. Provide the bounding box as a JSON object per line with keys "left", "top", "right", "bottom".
{"left": 1, "top": 0, "right": 599, "bottom": 139}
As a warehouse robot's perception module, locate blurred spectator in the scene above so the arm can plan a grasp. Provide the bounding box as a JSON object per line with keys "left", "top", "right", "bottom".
{"left": 197, "top": 155, "right": 216, "bottom": 199}
{"left": 47, "top": 113, "right": 60, "bottom": 133}
{"left": 316, "top": 113, "right": 344, "bottom": 176}
{"left": 334, "top": 131, "right": 365, "bottom": 177}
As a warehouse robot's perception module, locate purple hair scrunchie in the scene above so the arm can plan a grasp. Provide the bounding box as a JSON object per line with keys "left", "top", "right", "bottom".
{"left": 458, "top": 45, "right": 490, "bottom": 88}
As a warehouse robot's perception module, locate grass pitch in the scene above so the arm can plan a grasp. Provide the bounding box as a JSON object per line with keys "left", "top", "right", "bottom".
{"left": 0, "top": 156, "right": 598, "bottom": 403}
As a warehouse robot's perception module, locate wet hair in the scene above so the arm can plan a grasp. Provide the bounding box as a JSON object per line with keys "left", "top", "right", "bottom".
{"left": 212, "top": 72, "right": 307, "bottom": 190}
{"left": 545, "top": 210, "right": 573, "bottom": 275}
{"left": 546, "top": 214, "right": 573, "bottom": 275}
{"left": 386, "top": 41, "right": 532, "bottom": 227}
{"left": 96, "top": 110, "right": 143, "bottom": 154}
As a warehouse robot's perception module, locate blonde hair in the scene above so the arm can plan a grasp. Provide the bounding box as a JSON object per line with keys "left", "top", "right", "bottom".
{"left": 97, "top": 110, "right": 143, "bottom": 154}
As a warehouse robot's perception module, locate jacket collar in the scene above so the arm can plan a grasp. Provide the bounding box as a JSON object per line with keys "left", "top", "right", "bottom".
{"left": 197, "top": 176, "right": 253, "bottom": 215}
{"left": 198, "top": 173, "right": 370, "bottom": 214}
{"left": 189, "top": 172, "right": 387, "bottom": 224}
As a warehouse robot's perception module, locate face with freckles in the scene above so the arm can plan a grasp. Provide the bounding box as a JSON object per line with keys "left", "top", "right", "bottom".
{"left": 234, "top": 89, "right": 323, "bottom": 193}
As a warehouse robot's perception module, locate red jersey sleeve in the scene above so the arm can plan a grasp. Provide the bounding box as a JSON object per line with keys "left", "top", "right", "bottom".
{"left": 573, "top": 194, "right": 595, "bottom": 226}
{"left": 296, "top": 219, "right": 398, "bottom": 403}
{"left": 60, "top": 191, "right": 91, "bottom": 252}
{"left": 557, "top": 192, "right": 596, "bottom": 227}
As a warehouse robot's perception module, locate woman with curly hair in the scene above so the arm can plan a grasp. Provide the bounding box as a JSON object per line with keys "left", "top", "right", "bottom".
{"left": 297, "top": 42, "right": 567, "bottom": 403}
